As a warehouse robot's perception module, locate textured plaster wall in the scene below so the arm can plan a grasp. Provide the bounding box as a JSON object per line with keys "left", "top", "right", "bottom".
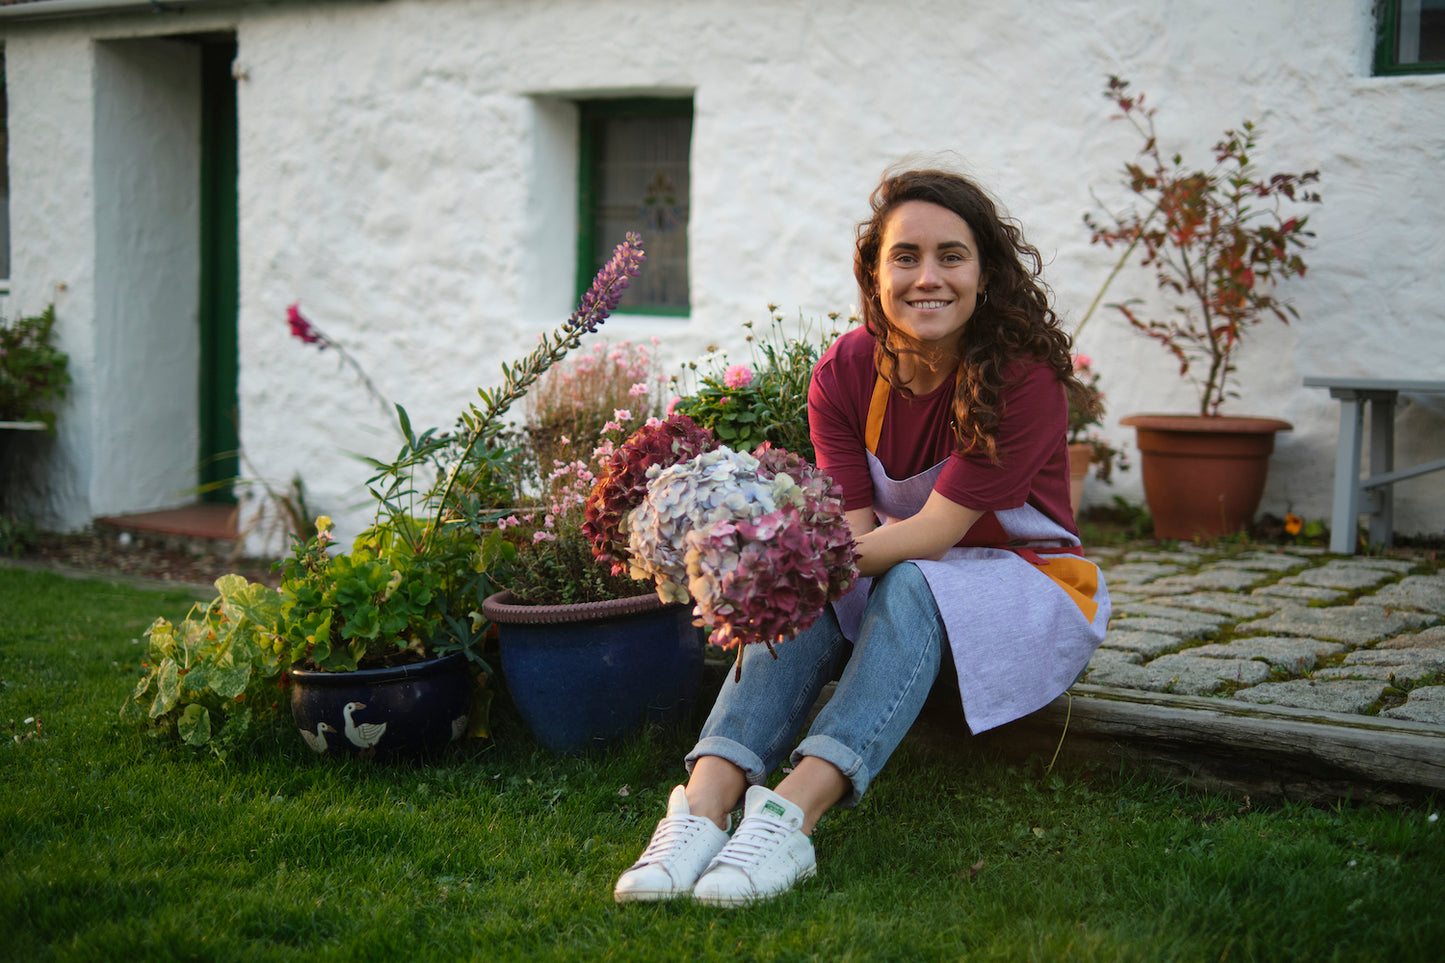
{"left": 3, "top": 0, "right": 1443, "bottom": 546}
{"left": 3, "top": 30, "right": 98, "bottom": 527}
{"left": 93, "top": 37, "right": 201, "bottom": 515}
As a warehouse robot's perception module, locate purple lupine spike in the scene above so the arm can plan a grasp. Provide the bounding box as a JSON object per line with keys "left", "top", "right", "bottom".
{"left": 568, "top": 232, "right": 647, "bottom": 334}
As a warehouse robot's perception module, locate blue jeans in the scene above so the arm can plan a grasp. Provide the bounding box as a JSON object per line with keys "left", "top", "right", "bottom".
{"left": 685, "top": 563, "right": 945, "bottom": 808}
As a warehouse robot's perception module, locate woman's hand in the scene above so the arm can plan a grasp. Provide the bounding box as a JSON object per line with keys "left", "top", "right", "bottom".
{"left": 849, "top": 493, "right": 983, "bottom": 579}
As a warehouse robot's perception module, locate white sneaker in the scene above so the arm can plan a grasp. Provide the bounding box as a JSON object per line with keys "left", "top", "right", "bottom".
{"left": 692, "top": 785, "right": 816, "bottom": 907}
{"left": 614, "top": 785, "right": 730, "bottom": 902}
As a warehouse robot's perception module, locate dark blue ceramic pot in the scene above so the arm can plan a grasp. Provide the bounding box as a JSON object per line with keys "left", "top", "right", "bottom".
{"left": 482, "top": 589, "right": 705, "bottom": 754}
{"left": 289, "top": 651, "right": 474, "bottom": 757}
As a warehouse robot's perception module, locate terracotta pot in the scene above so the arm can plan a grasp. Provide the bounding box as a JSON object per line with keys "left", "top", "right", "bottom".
{"left": 1067, "top": 442, "right": 1093, "bottom": 518}
{"left": 1119, "top": 414, "right": 1292, "bottom": 540}
{"left": 482, "top": 589, "right": 705, "bottom": 754}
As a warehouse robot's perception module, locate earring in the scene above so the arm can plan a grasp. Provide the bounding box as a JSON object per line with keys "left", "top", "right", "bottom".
{"left": 979, "top": 289, "right": 989, "bottom": 305}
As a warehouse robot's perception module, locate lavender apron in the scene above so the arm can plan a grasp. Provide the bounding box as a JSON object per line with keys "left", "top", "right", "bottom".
{"left": 831, "top": 450, "right": 1110, "bottom": 735}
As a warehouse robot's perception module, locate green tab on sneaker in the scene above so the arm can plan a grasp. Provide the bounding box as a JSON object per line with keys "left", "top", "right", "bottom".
{"left": 763, "top": 800, "right": 787, "bottom": 817}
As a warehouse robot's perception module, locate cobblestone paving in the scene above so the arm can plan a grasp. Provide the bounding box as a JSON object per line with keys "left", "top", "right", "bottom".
{"left": 1085, "top": 545, "right": 1445, "bottom": 724}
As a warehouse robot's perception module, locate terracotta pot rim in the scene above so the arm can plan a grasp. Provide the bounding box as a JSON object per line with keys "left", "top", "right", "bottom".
{"left": 1119, "top": 413, "right": 1292, "bottom": 433}
{"left": 482, "top": 588, "right": 680, "bottom": 625}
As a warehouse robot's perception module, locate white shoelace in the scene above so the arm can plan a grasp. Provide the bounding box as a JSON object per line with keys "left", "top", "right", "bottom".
{"left": 637, "top": 815, "right": 709, "bottom": 864}
{"left": 710, "top": 815, "right": 792, "bottom": 870}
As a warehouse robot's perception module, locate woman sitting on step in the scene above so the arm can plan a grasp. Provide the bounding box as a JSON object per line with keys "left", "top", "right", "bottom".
{"left": 614, "top": 165, "right": 1112, "bottom": 907}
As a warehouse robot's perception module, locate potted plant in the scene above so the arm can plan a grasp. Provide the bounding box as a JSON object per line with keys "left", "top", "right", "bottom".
{"left": 124, "top": 234, "right": 650, "bottom": 756}
{"left": 1066, "top": 353, "right": 1127, "bottom": 517}
{"left": 0, "top": 305, "right": 69, "bottom": 433}
{"left": 479, "top": 345, "right": 712, "bottom": 755}
{"left": 1083, "top": 76, "right": 1321, "bottom": 539}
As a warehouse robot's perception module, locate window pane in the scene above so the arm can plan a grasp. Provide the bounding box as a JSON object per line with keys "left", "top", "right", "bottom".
{"left": 584, "top": 102, "right": 691, "bottom": 312}
{"left": 1396, "top": 0, "right": 1445, "bottom": 64}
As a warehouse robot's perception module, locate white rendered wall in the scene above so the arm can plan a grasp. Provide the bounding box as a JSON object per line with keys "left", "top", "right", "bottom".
{"left": 3, "top": 0, "right": 1443, "bottom": 546}
{"left": 92, "top": 37, "right": 201, "bottom": 515}
{"left": 3, "top": 31, "right": 98, "bottom": 528}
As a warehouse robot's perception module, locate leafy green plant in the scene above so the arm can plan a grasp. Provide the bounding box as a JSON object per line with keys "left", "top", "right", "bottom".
{"left": 272, "top": 516, "right": 493, "bottom": 672}
{"left": 120, "top": 573, "right": 286, "bottom": 751}
{"left": 672, "top": 307, "right": 845, "bottom": 463}
{"left": 0, "top": 304, "right": 70, "bottom": 430}
{"left": 1082, "top": 77, "right": 1322, "bottom": 416}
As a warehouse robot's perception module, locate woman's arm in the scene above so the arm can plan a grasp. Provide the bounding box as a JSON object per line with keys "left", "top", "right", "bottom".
{"left": 848, "top": 494, "right": 983, "bottom": 579}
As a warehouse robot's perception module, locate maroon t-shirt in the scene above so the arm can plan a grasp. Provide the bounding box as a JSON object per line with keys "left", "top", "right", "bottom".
{"left": 808, "top": 326, "right": 1078, "bottom": 543}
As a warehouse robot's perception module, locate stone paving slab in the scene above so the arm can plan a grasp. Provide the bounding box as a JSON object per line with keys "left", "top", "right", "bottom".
{"left": 1239, "top": 605, "right": 1438, "bottom": 646}
{"left": 1382, "top": 685, "right": 1445, "bottom": 725}
{"left": 1101, "top": 616, "right": 1220, "bottom": 642}
{"left": 1086, "top": 647, "right": 1143, "bottom": 668}
{"left": 1101, "top": 562, "right": 1185, "bottom": 586}
{"left": 1121, "top": 551, "right": 1201, "bottom": 566}
{"left": 1278, "top": 562, "right": 1402, "bottom": 591}
{"left": 1250, "top": 583, "right": 1348, "bottom": 602}
{"left": 1379, "top": 625, "right": 1445, "bottom": 649}
{"left": 1185, "top": 636, "right": 1348, "bottom": 673}
{"left": 1343, "top": 648, "right": 1445, "bottom": 672}
{"left": 1139, "top": 592, "right": 1282, "bottom": 620}
{"left": 1087, "top": 655, "right": 1271, "bottom": 695}
{"left": 1108, "top": 602, "right": 1235, "bottom": 627}
{"left": 1135, "top": 569, "right": 1271, "bottom": 594}
{"left": 1097, "top": 630, "right": 1187, "bottom": 658}
{"left": 1147, "top": 653, "right": 1274, "bottom": 687}
{"left": 1233, "top": 679, "right": 1393, "bottom": 714}
{"left": 1368, "top": 574, "right": 1445, "bottom": 615}
{"left": 1313, "top": 664, "right": 1440, "bottom": 685}
{"left": 1210, "top": 552, "right": 1313, "bottom": 573}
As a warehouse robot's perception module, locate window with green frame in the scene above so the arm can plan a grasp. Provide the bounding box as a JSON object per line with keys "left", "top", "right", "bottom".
{"left": 1376, "top": 0, "right": 1445, "bottom": 74}
{"left": 576, "top": 98, "right": 692, "bottom": 315}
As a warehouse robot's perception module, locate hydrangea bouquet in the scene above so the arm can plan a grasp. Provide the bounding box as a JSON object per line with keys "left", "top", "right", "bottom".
{"left": 584, "top": 417, "right": 858, "bottom": 677}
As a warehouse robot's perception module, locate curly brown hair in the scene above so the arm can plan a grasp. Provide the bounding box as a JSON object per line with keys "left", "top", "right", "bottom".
{"left": 854, "top": 167, "right": 1096, "bottom": 461}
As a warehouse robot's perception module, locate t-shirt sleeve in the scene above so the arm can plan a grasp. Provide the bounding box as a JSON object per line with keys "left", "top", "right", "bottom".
{"left": 808, "top": 342, "right": 875, "bottom": 512}
{"left": 934, "top": 361, "right": 1067, "bottom": 511}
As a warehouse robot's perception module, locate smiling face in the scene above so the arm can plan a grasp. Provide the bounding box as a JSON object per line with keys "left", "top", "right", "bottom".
{"left": 877, "top": 200, "right": 985, "bottom": 352}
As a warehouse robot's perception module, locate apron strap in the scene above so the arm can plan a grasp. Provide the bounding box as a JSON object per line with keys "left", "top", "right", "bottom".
{"left": 865, "top": 375, "right": 890, "bottom": 455}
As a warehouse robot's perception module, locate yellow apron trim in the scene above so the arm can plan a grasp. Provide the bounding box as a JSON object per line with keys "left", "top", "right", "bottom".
{"left": 1033, "top": 555, "right": 1100, "bottom": 624}
{"left": 865, "top": 375, "right": 891, "bottom": 455}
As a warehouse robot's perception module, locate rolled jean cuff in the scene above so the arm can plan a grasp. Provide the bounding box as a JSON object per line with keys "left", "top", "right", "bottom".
{"left": 685, "top": 735, "right": 770, "bottom": 789}
{"left": 792, "top": 734, "right": 870, "bottom": 808}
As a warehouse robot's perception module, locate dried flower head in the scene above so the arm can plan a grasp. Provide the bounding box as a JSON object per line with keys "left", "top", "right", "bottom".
{"left": 582, "top": 413, "right": 716, "bottom": 574}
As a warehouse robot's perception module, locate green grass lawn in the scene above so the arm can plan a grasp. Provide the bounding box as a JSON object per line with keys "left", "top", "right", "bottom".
{"left": 2, "top": 565, "right": 1442, "bottom": 962}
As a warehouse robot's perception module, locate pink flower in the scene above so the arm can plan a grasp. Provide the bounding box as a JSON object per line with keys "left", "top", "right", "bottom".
{"left": 629, "top": 382, "right": 649, "bottom": 398}
{"left": 613, "top": 408, "right": 633, "bottom": 422}
{"left": 286, "top": 302, "right": 324, "bottom": 346}
{"left": 723, "top": 364, "right": 754, "bottom": 389}
{"left": 533, "top": 530, "right": 557, "bottom": 543}
{"left": 1072, "top": 354, "right": 1093, "bottom": 372}
{"left": 666, "top": 396, "right": 682, "bottom": 416}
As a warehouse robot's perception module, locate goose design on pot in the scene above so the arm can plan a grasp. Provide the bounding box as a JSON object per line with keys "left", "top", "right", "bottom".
{"left": 299, "top": 722, "right": 336, "bottom": 754}
{"left": 342, "top": 701, "right": 387, "bottom": 749}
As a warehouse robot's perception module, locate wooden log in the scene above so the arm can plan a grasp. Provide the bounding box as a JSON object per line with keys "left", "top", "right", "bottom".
{"left": 919, "top": 684, "right": 1445, "bottom": 805}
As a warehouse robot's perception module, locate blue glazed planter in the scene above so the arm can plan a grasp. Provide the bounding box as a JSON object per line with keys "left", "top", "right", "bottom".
{"left": 482, "top": 589, "right": 705, "bottom": 754}
{"left": 289, "top": 651, "right": 474, "bottom": 757}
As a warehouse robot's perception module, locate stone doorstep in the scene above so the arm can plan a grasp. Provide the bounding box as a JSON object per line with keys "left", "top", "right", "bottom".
{"left": 93, "top": 505, "right": 240, "bottom": 555}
